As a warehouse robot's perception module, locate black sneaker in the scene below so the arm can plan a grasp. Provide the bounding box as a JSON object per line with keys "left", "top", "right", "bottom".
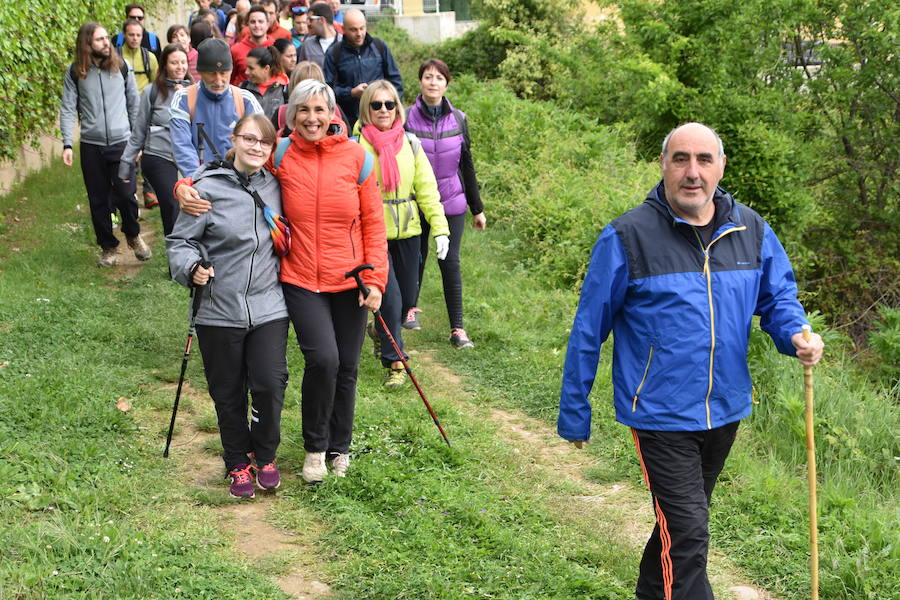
{"left": 402, "top": 307, "right": 422, "bottom": 330}
{"left": 450, "top": 328, "right": 475, "bottom": 349}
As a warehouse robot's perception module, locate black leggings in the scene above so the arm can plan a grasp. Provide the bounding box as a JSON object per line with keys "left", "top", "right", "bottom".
{"left": 377, "top": 236, "right": 420, "bottom": 367}
{"left": 282, "top": 284, "right": 367, "bottom": 455}
{"left": 418, "top": 212, "right": 466, "bottom": 330}
{"left": 196, "top": 318, "right": 289, "bottom": 471}
{"left": 79, "top": 141, "right": 139, "bottom": 249}
{"left": 141, "top": 153, "right": 180, "bottom": 236}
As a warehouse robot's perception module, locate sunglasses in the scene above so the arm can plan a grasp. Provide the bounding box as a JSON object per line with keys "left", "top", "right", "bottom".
{"left": 291, "top": 5, "right": 308, "bottom": 13}
{"left": 128, "top": 14, "right": 145, "bottom": 19}
{"left": 370, "top": 100, "right": 397, "bottom": 111}
{"left": 235, "top": 134, "right": 274, "bottom": 150}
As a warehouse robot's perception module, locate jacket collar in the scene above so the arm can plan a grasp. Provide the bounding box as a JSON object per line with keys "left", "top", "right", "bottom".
{"left": 414, "top": 94, "right": 452, "bottom": 119}
{"left": 649, "top": 180, "right": 741, "bottom": 229}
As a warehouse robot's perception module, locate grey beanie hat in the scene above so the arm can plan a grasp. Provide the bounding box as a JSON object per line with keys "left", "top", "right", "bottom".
{"left": 197, "top": 38, "right": 232, "bottom": 72}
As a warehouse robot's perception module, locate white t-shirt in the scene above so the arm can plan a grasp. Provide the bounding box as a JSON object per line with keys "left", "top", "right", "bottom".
{"left": 319, "top": 35, "right": 336, "bottom": 54}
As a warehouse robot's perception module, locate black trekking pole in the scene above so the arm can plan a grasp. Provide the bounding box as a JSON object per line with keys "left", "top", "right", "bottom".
{"left": 345, "top": 264, "right": 451, "bottom": 448}
{"left": 163, "top": 245, "right": 213, "bottom": 457}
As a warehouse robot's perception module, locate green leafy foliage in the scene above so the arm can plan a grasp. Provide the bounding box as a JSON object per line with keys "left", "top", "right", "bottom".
{"left": 0, "top": 0, "right": 153, "bottom": 160}
{"left": 868, "top": 305, "right": 900, "bottom": 383}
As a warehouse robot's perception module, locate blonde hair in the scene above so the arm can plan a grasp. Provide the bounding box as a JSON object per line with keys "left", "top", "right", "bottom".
{"left": 289, "top": 60, "right": 324, "bottom": 93}
{"left": 358, "top": 80, "right": 405, "bottom": 127}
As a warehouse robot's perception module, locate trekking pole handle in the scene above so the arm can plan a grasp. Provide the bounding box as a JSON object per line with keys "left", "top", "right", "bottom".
{"left": 802, "top": 324, "right": 811, "bottom": 343}
{"left": 345, "top": 264, "right": 374, "bottom": 299}
{"left": 190, "top": 259, "right": 212, "bottom": 317}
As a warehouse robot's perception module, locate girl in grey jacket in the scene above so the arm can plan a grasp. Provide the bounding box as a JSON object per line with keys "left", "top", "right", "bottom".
{"left": 166, "top": 114, "right": 288, "bottom": 499}
{"left": 119, "top": 44, "right": 193, "bottom": 235}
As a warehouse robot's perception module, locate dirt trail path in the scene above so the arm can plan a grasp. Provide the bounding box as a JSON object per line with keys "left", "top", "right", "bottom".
{"left": 161, "top": 382, "right": 332, "bottom": 600}
{"left": 417, "top": 352, "right": 775, "bottom": 600}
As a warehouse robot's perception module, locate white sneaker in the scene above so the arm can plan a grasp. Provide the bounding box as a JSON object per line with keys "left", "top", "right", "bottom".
{"left": 301, "top": 452, "right": 327, "bottom": 483}
{"left": 330, "top": 453, "right": 350, "bottom": 478}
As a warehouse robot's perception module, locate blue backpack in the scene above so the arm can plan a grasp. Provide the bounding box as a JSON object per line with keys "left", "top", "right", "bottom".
{"left": 273, "top": 137, "right": 374, "bottom": 185}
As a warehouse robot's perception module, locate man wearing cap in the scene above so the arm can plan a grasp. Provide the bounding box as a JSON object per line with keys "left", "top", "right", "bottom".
{"left": 169, "top": 38, "right": 262, "bottom": 178}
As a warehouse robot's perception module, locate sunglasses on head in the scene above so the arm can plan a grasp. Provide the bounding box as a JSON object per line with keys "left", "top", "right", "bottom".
{"left": 370, "top": 100, "right": 397, "bottom": 111}
{"left": 291, "top": 5, "right": 308, "bottom": 13}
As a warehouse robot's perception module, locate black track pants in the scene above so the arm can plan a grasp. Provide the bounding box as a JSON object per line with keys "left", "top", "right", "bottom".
{"left": 140, "top": 154, "right": 179, "bottom": 236}
{"left": 377, "top": 236, "right": 420, "bottom": 367}
{"left": 282, "top": 284, "right": 367, "bottom": 455}
{"left": 417, "top": 212, "right": 465, "bottom": 330}
{"left": 196, "top": 318, "right": 289, "bottom": 471}
{"left": 79, "top": 141, "right": 139, "bottom": 248}
{"left": 631, "top": 421, "right": 740, "bottom": 600}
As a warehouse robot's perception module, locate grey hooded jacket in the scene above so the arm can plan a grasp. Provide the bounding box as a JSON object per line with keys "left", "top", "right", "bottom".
{"left": 60, "top": 62, "right": 140, "bottom": 148}
{"left": 166, "top": 163, "right": 288, "bottom": 329}
{"left": 118, "top": 79, "right": 190, "bottom": 179}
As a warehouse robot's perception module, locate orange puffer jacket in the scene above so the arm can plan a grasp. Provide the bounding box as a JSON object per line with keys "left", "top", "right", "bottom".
{"left": 275, "top": 123, "right": 388, "bottom": 294}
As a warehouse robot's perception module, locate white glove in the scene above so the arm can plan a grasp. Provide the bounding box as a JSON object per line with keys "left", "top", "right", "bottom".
{"left": 435, "top": 235, "right": 450, "bottom": 261}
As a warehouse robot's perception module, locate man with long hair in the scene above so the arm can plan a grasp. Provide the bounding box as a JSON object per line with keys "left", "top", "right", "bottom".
{"left": 60, "top": 22, "right": 150, "bottom": 267}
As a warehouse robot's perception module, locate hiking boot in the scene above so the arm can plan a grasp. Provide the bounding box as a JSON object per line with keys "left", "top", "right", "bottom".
{"left": 450, "top": 328, "right": 475, "bottom": 349}
{"left": 366, "top": 320, "right": 381, "bottom": 359}
{"left": 127, "top": 235, "right": 152, "bottom": 261}
{"left": 256, "top": 461, "right": 281, "bottom": 490}
{"left": 329, "top": 453, "right": 351, "bottom": 478}
{"left": 228, "top": 464, "right": 255, "bottom": 499}
{"left": 402, "top": 307, "right": 422, "bottom": 330}
{"left": 97, "top": 247, "right": 118, "bottom": 267}
{"left": 301, "top": 451, "right": 327, "bottom": 483}
{"left": 143, "top": 191, "right": 159, "bottom": 209}
{"left": 384, "top": 362, "right": 407, "bottom": 389}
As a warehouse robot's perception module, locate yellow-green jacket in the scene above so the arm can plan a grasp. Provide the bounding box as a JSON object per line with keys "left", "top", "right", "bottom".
{"left": 355, "top": 132, "right": 450, "bottom": 241}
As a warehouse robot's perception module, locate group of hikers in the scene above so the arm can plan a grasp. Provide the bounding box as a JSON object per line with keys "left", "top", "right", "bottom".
{"left": 59, "top": 2, "right": 827, "bottom": 599}
{"left": 61, "top": 0, "right": 485, "bottom": 493}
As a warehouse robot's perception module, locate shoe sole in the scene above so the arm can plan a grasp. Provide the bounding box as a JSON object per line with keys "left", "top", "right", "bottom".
{"left": 256, "top": 480, "right": 281, "bottom": 490}
{"left": 229, "top": 490, "right": 255, "bottom": 499}
{"left": 401, "top": 323, "right": 421, "bottom": 330}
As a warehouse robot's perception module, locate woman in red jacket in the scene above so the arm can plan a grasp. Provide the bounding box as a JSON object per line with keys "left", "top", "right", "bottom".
{"left": 277, "top": 79, "right": 387, "bottom": 483}
{"left": 176, "top": 79, "right": 387, "bottom": 483}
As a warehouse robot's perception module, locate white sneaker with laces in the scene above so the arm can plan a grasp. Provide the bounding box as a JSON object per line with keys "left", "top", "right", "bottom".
{"left": 301, "top": 451, "right": 327, "bottom": 483}
{"left": 330, "top": 453, "right": 351, "bottom": 477}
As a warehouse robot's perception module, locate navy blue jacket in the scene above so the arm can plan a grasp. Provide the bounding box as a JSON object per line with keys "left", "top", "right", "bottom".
{"left": 558, "top": 182, "right": 809, "bottom": 438}
{"left": 323, "top": 33, "right": 403, "bottom": 130}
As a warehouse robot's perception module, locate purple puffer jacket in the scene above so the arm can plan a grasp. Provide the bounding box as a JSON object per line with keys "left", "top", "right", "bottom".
{"left": 405, "top": 96, "right": 468, "bottom": 216}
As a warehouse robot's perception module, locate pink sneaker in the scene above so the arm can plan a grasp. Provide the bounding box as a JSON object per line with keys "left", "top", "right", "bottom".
{"left": 402, "top": 307, "right": 422, "bottom": 330}
{"left": 256, "top": 461, "right": 281, "bottom": 490}
{"left": 228, "top": 464, "right": 255, "bottom": 499}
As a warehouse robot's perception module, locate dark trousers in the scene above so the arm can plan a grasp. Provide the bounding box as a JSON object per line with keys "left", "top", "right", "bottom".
{"left": 196, "top": 318, "right": 289, "bottom": 471}
{"left": 631, "top": 421, "right": 740, "bottom": 600}
{"left": 377, "top": 236, "right": 420, "bottom": 367}
{"left": 141, "top": 154, "right": 179, "bottom": 236}
{"left": 79, "top": 141, "right": 139, "bottom": 249}
{"left": 283, "top": 284, "right": 367, "bottom": 455}
{"left": 418, "top": 212, "right": 465, "bottom": 330}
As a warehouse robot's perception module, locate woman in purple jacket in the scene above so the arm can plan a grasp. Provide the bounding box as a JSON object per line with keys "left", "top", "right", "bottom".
{"left": 404, "top": 59, "right": 486, "bottom": 349}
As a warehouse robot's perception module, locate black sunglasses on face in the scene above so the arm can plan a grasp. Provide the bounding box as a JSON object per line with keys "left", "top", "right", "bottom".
{"left": 129, "top": 14, "right": 144, "bottom": 19}
{"left": 370, "top": 100, "right": 396, "bottom": 111}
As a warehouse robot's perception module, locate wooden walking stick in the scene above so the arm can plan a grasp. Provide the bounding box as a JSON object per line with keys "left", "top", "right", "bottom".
{"left": 802, "top": 324, "right": 819, "bottom": 599}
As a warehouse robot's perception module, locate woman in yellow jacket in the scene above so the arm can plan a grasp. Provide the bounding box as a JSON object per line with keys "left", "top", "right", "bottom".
{"left": 355, "top": 80, "right": 450, "bottom": 388}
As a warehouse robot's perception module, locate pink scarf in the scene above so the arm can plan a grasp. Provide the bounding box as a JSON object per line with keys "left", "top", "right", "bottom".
{"left": 362, "top": 120, "right": 404, "bottom": 194}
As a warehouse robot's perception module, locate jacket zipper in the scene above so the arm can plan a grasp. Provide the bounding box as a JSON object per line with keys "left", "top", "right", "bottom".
{"left": 631, "top": 346, "right": 654, "bottom": 412}
{"left": 246, "top": 184, "right": 260, "bottom": 327}
{"left": 98, "top": 68, "right": 110, "bottom": 145}
{"left": 696, "top": 225, "right": 747, "bottom": 428}
{"left": 315, "top": 146, "right": 322, "bottom": 292}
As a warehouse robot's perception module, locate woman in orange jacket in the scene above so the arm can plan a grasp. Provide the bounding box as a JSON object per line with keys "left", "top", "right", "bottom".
{"left": 176, "top": 79, "right": 387, "bottom": 483}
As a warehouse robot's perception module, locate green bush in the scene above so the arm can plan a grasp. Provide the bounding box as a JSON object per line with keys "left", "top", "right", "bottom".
{"left": 449, "top": 76, "right": 657, "bottom": 288}
{"left": 868, "top": 305, "right": 900, "bottom": 384}
{"left": 0, "top": 0, "right": 149, "bottom": 160}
